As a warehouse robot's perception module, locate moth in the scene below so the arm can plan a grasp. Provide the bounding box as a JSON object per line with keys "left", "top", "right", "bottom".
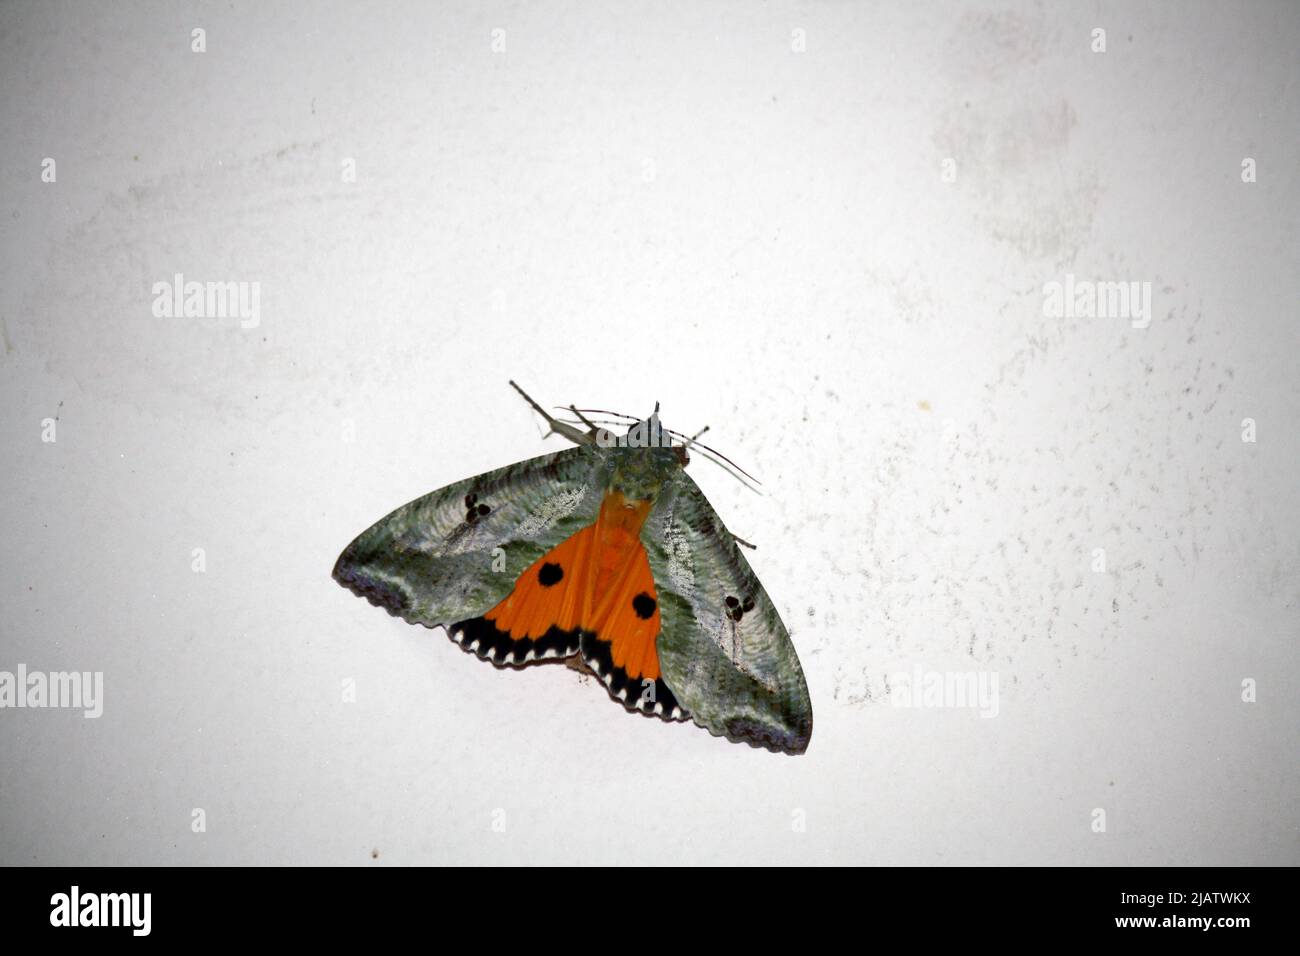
{"left": 332, "top": 383, "right": 813, "bottom": 754}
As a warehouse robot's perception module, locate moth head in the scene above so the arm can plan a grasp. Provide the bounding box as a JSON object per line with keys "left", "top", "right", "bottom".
{"left": 603, "top": 406, "right": 683, "bottom": 499}
{"left": 508, "top": 382, "right": 755, "bottom": 493}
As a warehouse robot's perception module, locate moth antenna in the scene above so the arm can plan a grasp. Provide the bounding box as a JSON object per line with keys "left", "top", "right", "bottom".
{"left": 508, "top": 380, "right": 594, "bottom": 446}
{"left": 690, "top": 445, "right": 763, "bottom": 495}
{"left": 563, "top": 404, "right": 760, "bottom": 487}
{"left": 556, "top": 416, "right": 757, "bottom": 489}
{"left": 573, "top": 408, "right": 639, "bottom": 422}
{"left": 681, "top": 424, "right": 710, "bottom": 449}
{"left": 557, "top": 416, "right": 630, "bottom": 429}
{"left": 662, "top": 427, "right": 761, "bottom": 485}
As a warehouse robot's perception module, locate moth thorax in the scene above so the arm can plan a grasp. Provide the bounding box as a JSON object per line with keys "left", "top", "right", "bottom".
{"left": 598, "top": 491, "right": 654, "bottom": 536}
{"left": 608, "top": 461, "right": 674, "bottom": 504}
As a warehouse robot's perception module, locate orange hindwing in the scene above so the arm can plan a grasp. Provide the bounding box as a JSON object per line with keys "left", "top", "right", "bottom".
{"left": 448, "top": 491, "right": 685, "bottom": 719}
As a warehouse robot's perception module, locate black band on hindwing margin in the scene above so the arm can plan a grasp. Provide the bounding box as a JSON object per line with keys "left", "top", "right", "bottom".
{"left": 579, "top": 631, "right": 686, "bottom": 720}
{"left": 448, "top": 616, "right": 581, "bottom": 665}
{"left": 447, "top": 619, "right": 689, "bottom": 722}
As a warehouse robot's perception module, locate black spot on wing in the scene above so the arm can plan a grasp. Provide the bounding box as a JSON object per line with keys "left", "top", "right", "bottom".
{"left": 538, "top": 562, "right": 564, "bottom": 587}
{"left": 632, "top": 592, "right": 656, "bottom": 619}
{"left": 464, "top": 493, "right": 492, "bottom": 524}
{"left": 724, "top": 593, "right": 754, "bottom": 621}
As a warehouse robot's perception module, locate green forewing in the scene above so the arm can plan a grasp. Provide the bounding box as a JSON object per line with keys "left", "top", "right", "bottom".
{"left": 332, "top": 446, "right": 607, "bottom": 627}
{"left": 643, "top": 472, "right": 814, "bottom": 754}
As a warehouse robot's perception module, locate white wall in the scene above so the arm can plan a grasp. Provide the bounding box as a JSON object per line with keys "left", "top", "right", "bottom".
{"left": 1, "top": 0, "right": 1296, "bottom": 864}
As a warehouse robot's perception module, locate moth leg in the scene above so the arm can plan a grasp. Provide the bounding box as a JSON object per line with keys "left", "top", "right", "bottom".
{"left": 730, "top": 532, "right": 758, "bottom": 550}
{"left": 508, "top": 380, "right": 594, "bottom": 446}
{"left": 568, "top": 404, "right": 601, "bottom": 437}
{"left": 564, "top": 653, "right": 597, "bottom": 682}
{"left": 683, "top": 424, "right": 710, "bottom": 449}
